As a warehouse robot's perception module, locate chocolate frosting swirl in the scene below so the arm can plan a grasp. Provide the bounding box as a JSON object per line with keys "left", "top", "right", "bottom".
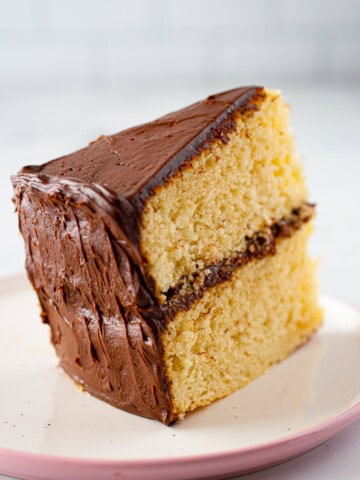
{"left": 13, "top": 174, "right": 174, "bottom": 423}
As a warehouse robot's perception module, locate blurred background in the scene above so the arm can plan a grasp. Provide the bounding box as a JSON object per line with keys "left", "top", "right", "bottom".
{"left": 0, "top": 0, "right": 359, "bottom": 305}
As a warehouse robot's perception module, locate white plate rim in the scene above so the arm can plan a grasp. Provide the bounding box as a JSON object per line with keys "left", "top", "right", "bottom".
{"left": 1, "top": 402, "right": 360, "bottom": 480}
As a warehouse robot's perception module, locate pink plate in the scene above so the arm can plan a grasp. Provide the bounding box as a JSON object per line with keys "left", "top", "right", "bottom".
{"left": 1, "top": 276, "right": 360, "bottom": 480}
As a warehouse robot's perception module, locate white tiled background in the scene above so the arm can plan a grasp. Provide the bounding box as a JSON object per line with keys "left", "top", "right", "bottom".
{"left": 0, "top": 2, "right": 360, "bottom": 479}
{"left": 1, "top": 0, "right": 360, "bottom": 89}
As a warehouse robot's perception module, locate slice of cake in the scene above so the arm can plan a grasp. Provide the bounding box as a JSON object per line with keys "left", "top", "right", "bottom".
{"left": 12, "top": 86, "right": 323, "bottom": 425}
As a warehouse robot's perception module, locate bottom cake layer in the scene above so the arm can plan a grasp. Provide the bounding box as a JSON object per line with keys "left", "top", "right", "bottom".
{"left": 163, "top": 222, "right": 323, "bottom": 417}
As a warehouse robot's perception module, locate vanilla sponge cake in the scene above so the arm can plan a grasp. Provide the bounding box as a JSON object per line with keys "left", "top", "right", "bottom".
{"left": 12, "top": 86, "right": 323, "bottom": 424}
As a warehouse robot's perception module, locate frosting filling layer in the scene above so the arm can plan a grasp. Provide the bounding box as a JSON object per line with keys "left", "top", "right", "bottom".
{"left": 163, "top": 203, "right": 315, "bottom": 313}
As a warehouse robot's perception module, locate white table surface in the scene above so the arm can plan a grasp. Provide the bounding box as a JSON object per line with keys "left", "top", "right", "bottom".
{"left": 0, "top": 84, "right": 359, "bottom": 480}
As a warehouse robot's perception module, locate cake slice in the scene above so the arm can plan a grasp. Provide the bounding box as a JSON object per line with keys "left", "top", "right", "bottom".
{"left": 12, "top": 86, "right": 323, "bottom": 425}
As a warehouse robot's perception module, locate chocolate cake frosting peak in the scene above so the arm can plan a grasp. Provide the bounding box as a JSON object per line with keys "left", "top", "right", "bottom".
{"left": 21, "top": 86, "right": 263, "bottom": 202}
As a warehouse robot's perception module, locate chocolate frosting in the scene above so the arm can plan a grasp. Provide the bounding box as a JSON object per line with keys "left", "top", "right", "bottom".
{"left": 20, "top": 86, "right": 264, "bottom": 248}
{"left": 13, "top": 175, "right": 175, "bottom": 423}
{"left": 12, "top": 86, "right": 309, "bottom": 424}
{"left": 24, "top": 87, "right": 263, "bottom": 197}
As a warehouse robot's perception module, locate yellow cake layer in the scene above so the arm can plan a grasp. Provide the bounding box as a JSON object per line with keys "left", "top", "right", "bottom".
{"left": 140, "top": 89, "right": 308, "bottom": 297}
{"left": 163, "top": 222, "right": 323, "bottom": 417}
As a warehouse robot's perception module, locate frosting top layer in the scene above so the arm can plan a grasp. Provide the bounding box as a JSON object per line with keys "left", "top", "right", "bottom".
{"left": 22, "top": 86, "right": 263, "bottom": 201}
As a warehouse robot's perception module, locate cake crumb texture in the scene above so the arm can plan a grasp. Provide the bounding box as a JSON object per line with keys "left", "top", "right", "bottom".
{"left": 141, "top": 89, "right": 308, "bottom": 295}
{"left": 163, "top": 222, "right": 323, "bottom": 416}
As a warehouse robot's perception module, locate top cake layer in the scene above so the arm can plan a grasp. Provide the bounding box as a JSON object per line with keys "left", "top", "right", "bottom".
{"left": 22, "top": 87, "right": 262, "bottom": 201}
{"left": 18, "top": 86, "right": 308, "bottom": 297}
